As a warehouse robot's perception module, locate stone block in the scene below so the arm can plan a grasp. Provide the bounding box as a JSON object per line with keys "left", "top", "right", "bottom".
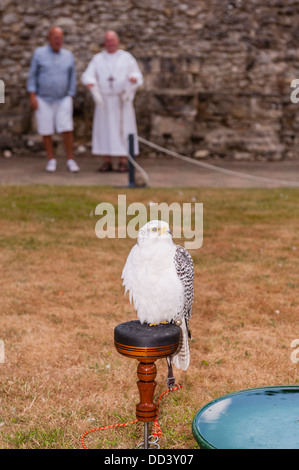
{"left": 194, "top": 149, "right": 209, "bottom": 159}
{"left": 151, "top": 114, "right": 192, "bottom": 145}
{"left": 2, "top": 13, "right": 19, "bottom": 24}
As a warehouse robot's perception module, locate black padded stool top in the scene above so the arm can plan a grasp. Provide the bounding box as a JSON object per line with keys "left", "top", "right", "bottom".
{"left": 114, "top": 320, "right": 181, "bottom": 348}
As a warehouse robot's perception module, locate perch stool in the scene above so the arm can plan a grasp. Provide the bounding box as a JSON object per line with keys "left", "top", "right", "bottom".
{"left": 114, "top": 320, "right": 181, "bottom": 448}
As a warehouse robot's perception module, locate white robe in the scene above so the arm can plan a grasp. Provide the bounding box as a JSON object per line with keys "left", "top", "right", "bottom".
{"left": 81, "top": 50, "right": 143, "bottom": 156}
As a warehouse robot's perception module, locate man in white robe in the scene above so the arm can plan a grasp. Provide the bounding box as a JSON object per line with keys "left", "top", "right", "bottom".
{"left": 82, "top": 31, "right": 143, "bottom": 172}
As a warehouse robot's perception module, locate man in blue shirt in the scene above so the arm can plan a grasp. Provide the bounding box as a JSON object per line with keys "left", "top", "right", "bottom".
{"left": 27, "top": 26, "right": 79, "bottom": 172}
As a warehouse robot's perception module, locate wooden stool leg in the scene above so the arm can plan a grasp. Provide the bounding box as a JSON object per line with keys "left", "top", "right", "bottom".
{"left": 136, "top": 361, "right": 157, "bottom": 422}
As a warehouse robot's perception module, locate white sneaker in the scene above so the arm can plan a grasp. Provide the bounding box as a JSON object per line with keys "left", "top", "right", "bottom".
{"left": 67, "top": 159, "right": 80, "bottom": 173}
{"left": 45, "top": 158, "right": 57, "bottom": 172}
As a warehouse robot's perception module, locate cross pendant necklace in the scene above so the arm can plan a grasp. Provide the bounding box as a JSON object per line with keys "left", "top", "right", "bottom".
{"left": 105, "top": 51, "right": 118, "bottom": 90}
{"left": 108, "top": 75, "right": 115, "bottom": 90}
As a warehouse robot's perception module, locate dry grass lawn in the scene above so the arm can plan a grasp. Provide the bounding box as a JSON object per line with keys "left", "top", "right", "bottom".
{"left": 0, "top": 185, "right": 298, "bottom": 449}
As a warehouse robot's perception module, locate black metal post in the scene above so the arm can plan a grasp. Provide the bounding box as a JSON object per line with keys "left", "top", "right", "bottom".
{"left": 144, "top": 422, "right": 149, "bottom": 449}
{"left": 128, "top": 134, "right": 135, "bottom": 187}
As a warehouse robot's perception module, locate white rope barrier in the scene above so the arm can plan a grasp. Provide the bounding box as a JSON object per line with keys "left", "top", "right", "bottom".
{"left": 137, "top": 136, "right": 299, "bottom": 188}
{"left": 126, "top": 149, "right": 150, "bottom": 186}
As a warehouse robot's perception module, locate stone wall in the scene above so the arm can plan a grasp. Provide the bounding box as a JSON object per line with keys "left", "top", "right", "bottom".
{"left": 1, "top": 0, "right": 299, "bottom": 160}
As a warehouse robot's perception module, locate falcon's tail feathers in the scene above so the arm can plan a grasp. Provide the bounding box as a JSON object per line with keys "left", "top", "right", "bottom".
{"left": 172, "top": 321, "right": 190, "bottom": 371}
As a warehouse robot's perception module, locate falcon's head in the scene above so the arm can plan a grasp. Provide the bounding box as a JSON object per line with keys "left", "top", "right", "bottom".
{"left": 137, "top": 220, "right": 173, "bottom": 245}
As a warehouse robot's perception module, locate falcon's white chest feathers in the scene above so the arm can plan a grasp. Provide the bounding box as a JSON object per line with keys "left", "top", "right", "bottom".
{"left": 122, "top": 239, "right": 184, "bottom": 325}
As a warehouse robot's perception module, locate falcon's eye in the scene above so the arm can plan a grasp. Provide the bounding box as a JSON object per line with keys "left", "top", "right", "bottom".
{"left": 151, "top": 227, "right": 158, "bottom": 232}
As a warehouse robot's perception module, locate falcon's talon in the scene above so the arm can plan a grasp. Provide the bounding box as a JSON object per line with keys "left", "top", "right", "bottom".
{"left": 166, "top": 376, "right": 176, "bottom": 390}
{"left": 149, "top": 322, "right": 157, "bottom": 326}
{"left": 160, "top": 321, "right": 169, "bottom": 325}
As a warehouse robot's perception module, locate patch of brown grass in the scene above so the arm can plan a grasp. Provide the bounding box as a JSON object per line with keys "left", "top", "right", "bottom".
{"left": 0, "top": 186, "right": 298, "bottom": 449}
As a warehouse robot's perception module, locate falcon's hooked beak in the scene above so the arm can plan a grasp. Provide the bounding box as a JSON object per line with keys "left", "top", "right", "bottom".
{"left": 161, "top": 226, "right": 172, "bottom": 235}
{"left": 160, "top": 226, "right": 172, "bottom": 238}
